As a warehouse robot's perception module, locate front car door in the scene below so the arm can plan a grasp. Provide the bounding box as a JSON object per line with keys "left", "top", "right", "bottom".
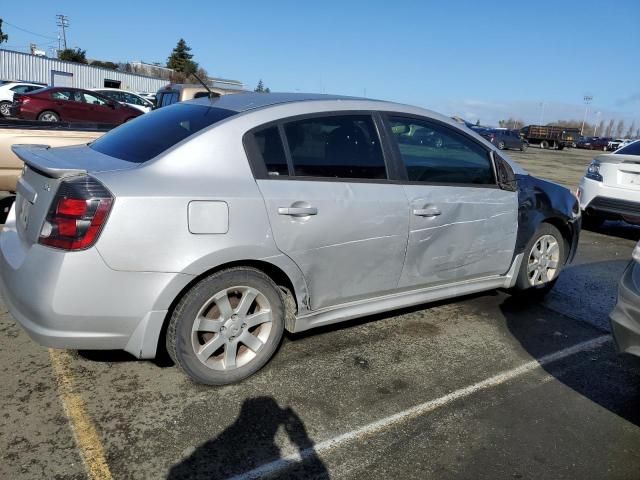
{"left": 384, "top": 114, "right": 518, "bottom": 288}
{"left": 81, "top": 92, "right": 114, "bottom": 123}
{"left": 246, "top": 113, "right": 409, "bottom": 310}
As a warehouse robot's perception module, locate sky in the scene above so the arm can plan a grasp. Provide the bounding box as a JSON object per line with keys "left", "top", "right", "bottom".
{"left": 1, "top": 0, "right": 639, "bottom": 129}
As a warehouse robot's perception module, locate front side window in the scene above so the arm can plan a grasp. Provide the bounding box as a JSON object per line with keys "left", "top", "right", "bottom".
{"left": 83, "top": 92, "right": 108, "bottom": 106}
{"left": 283, "top": 115, "right": 386, "bottom": 179}
{"left": 388, "top": 116, "right": 494, "bottom": 185}
{"left": 51, "top": 90, "right": 72, "bottom": 101}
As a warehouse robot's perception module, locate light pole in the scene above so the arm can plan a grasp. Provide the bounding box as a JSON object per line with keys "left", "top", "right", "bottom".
{"left": 581, "top": 95, "right": 593, "bottom": 135}
{"left": 593, "top": 111, "right": 602, "bottom": 136}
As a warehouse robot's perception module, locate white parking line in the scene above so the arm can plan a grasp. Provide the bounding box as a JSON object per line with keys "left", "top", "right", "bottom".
{"left": 228, "top": 334, "right": 611, "bottom": 480}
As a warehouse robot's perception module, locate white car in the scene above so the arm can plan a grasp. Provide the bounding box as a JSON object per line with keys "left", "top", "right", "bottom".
{"left": 578, "top": 140, "right": 640, "bottom": 226}
{"left": 0, "top": 82, "right": 46, "bottom": 117}
{"left": 90, "top": 88, "right": 154, "bottom": 113}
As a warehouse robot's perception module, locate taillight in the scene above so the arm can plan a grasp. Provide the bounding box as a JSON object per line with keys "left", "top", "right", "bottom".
{"left": 39, "top": 176, "right": 113, "bottom": 251}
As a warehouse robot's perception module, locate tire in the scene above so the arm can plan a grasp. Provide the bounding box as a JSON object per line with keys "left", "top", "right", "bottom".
{"left": 514, "top": 223, "right": 566, "bottom": 296}
{"left": 497, "top": 141, "right": 506, "bottom": 150}
{"left": 166, "top": 267, "right": 285, "bottom": 385}
{"left": 0, "top": 101, "right": 11, "bottom": 117}
{"left": 558, "top": 144, "right": 565, "bottom": 151}
{"left": 520, "top": 142, "right": 528, "bottom": 152}
{"left": 37, "top": 110, "right": 60, "bottom": 122}
{"left": 540, "top": 140, "right": 549, "bottom": 149}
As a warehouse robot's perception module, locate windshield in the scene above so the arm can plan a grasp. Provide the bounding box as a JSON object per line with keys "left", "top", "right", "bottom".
{"left": 90, "top": 103, "right": 236, "bottom": 163}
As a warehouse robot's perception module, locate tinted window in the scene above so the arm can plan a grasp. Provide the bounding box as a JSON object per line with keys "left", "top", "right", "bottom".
{"left": 158, "top": 92, "right": 179, "bottom": 107}
{"left": 82, "top": 92, "right": 108, "bottom": 106}
{"left": 253, "top": 126, "right": 288, "bottom": 176}
{"left": 51, "top": 90, "right": 72, "bottom": 101}
{"left": 90, "top": 104, "right": 236, "bottom": 163}
{"left": 283, "top": 115, "right": 386, "bottom": 179}
{"left": 616, "top": 141, "right": 640, "bottom": 156}
{"left": 389, "top": 116, "right": 494, "bottom": 185}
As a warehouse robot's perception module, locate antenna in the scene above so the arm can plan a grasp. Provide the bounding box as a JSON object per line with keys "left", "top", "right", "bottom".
{"left": 190, "top": 71, "right": 214, "bottom": 99}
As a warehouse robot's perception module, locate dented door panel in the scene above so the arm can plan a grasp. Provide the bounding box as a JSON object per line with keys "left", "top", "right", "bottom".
{"left": 399, "top": 185, "right": 518, "bottom": 288}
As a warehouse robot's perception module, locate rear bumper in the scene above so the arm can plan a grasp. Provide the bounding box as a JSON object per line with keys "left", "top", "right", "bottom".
{"left": 610, "top": 261, "right": 640, "bottom": 357}
{"left": 0, "top": 208, "right": 193, "bottom": 358}
{"left": 578, "top": 177, "right": 640, "bottom": 219}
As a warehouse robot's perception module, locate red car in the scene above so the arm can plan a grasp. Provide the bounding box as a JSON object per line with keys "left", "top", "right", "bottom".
{"left": 12, "top": 87, "right": 142, "bottom": 124}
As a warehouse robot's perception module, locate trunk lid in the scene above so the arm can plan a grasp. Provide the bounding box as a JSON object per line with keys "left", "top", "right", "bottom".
{"left": 600, "top": 153, "right": 640, "bottom": 189}
{"left": 11, "top": 144, "right": 134, "bottom": 245}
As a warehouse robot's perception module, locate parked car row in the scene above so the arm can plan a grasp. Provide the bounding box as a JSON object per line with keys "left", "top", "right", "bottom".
{"left": 473, "top": 128, "right": 528, "bottom": 151}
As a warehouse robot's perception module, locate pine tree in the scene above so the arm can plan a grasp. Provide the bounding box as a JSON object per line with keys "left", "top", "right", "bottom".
{"left": 167, "top": 39, "right": 198, "bottom": 74}
{"left": 255, "top": 80, "right": 265, "bottom": 93}
{"left": 0, "top": 19, "right": 8, "bottom": 44}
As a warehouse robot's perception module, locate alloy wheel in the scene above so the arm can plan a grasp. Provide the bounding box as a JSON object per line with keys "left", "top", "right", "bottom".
{"left": 0, "top": 103, "right": 10, "bottom": 117}
{"left": 191, "top": 286, "right": 273, "bottom": 371}
{"left": 527, "top": 234, "right": 560, "bottom": 286}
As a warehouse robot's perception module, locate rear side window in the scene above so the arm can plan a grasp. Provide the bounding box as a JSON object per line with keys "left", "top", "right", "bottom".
{"left": 283, "top": 115, "right": 386, "bottom": 179}
{"left": 616, "top": 141, "right": 640, "bottom": 156}
{"left": 388, "top": 116, "right": 494, "bottom": 185}
{"left": 90, "top": 104, "right": 236, "bottom": 163}
{"left": 253, "top": 126, "right": 289, "bottom": 176}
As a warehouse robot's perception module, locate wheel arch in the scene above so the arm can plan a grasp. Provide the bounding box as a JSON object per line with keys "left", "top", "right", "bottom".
{"left": 155, "top": 258, "right": 306, "bottom": 361}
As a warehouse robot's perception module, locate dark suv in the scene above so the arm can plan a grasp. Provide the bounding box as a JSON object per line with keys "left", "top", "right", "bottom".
{"left": 476, "top": 128, "right": 528, "bottom": 151}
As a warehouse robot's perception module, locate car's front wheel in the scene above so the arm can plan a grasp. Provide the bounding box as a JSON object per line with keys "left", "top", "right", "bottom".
{"left": 515, "top": 223, "right": 566, "bottom": 296}
{"left": 497, "top": 141, "right": 506, "bottom": 150}
{"left": 166, "top": 267, "right": 285, "bottom": 385}
{"left": 520, "top": 142, "right": 528, "bottom": 152}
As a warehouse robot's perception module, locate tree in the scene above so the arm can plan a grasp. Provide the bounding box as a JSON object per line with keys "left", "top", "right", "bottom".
{"left": 58, "top": 48, "right": 88, "bottom": 64}
{"left": 626, "top": 121, "right": 636, "bottom": 138}
{"left": 499, "top": 117, "right": 524, "bottom": 129}
{"left": 595, "top": 119, "right": 605, "bottom": 136}
{"left": 254, "top": 79, "right": 271, "bottom": 93}
{"left": 90, "top": 60, "right": 118, "bottom": 70}
{"left": 615, "top": 119, "right": 625, "bottom": 138}
{"left": 0, "top": 19, "right": 8, "bottom": 44}
{"left": 605, "top": 119, "right": 615, "bottom": 137}
{"left": 167, "top": 38, "right": 198, "bottom": 74}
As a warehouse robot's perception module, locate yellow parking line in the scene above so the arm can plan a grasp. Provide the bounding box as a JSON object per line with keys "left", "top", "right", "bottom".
{"left": 49, "top": 349, "right": 113, "bottom": 480}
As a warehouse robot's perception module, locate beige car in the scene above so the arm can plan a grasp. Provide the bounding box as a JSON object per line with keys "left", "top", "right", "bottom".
{"left": 0, "top": 124, "right": 105, "bottom": 191}
{"left": 155, "top": 83, "right": 244, "bottom": 108}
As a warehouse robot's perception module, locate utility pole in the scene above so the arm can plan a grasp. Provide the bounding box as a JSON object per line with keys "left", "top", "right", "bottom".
{"left": 581, "top": 95, "right": 593, "bottom": 136}
{"left": 56, "top": 14, "right": 69, "bottom": 50}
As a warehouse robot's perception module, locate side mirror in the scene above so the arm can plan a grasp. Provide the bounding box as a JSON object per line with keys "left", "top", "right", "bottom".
{"left": 492, "top": 152, "right": 517, "bottom": 192}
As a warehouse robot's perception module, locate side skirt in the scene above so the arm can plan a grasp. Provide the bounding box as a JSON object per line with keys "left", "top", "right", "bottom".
{"left": 292, "top": 253, "right": 524, "bottom": 333}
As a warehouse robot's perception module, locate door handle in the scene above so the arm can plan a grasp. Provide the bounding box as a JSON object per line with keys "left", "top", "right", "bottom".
{"left": 413, "top": 207, "right": 441, "bottom": 217}
{"left": 278, "top": 206, "right": 318, "bottom": 217}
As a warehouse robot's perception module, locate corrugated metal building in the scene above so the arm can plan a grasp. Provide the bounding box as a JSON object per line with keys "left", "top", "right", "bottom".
{"left": 0, "top": 50, "right": 243, "bottom": 93}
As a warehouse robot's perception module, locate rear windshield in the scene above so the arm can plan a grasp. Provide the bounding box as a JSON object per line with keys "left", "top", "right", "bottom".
{"left": 90, "top": 104, "right": 236, "bottom": 163}
{"left": 616, "top": 141, "right": 640, "bottom": 156}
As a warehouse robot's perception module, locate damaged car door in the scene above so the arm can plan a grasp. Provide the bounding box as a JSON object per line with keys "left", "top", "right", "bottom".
{"left": 385, "top": 115, "right": 518, "bottom": 288}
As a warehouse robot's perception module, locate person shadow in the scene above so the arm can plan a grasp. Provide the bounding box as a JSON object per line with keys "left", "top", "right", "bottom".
{"left": 166, "top": 396, "right": 330, "bottom": 480}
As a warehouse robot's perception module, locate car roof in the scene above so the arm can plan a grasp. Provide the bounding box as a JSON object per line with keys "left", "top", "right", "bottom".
{"left": 188, "top": 91, "right": 413, "bottom": 114}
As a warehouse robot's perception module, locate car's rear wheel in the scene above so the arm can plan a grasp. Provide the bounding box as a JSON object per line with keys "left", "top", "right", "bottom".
{"left": 520, "top": 142, "right": 528, "bottom": 152}
{"left": 38, "top": 110, "right": 60, "bottom": 122}
{"left": 0, "top": 101, "right": 11, "bottom": 117}
{"left": 497, "top": 141, "right": 506, "bottom": 150}
{"left": 514, "top": 223, "right": 566, "bottom": 296}
{"left": 166, "top": 267, "right": 285, "bottom": 385}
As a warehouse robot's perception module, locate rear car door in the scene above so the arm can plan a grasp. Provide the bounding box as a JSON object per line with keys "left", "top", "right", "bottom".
{"left": 384, "top": 115, "right": 518, "bottom": 288}
{"left": 49, "top": 90, "right": 85, "bottom": 122}
{"left": 246, "top": 113, "right": 410, "bottom": 310}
